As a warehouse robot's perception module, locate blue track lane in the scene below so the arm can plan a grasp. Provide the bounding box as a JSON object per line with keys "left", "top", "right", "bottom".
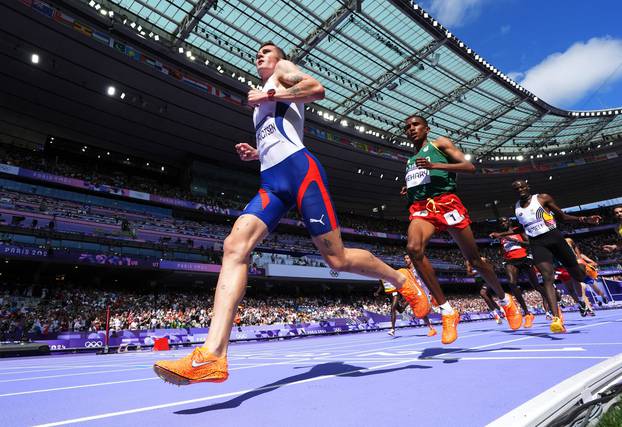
{"left": 1, "top": 309, "right": 621, "bottom": 427}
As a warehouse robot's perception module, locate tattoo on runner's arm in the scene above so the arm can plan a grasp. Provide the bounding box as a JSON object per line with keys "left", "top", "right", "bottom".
{"left": 287, "top": 86, "right": 301, "bottom": 95}
{"left": 283, "top": 73, "right": 303, "bottom": 86}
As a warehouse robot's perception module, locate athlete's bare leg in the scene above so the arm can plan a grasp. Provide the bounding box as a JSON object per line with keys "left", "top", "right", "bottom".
{"left": 203, "top": 214, "right": 268, "bottom": 357}
{"left": 535, "top": 261, "right": 561, "bottom": 317}
{"left": 480, "top": 287, "right": 500, "bottom": 312}
{"left": 312, "top": 228, "right": 407, "bottom": 288}
{"left": 405, "top": 219, "right": 447, "bottom": 305}
{"left": 505, "top": 264, "right": 530, "bottom": 314}
{"left": 447, "top": 226, "right": 507, "bottom": 301}
{"left": 579, "top": 282, "right": 594, "bottom": 311}
{"left": 526, "top": 267, "right": 549, "bottom": 312}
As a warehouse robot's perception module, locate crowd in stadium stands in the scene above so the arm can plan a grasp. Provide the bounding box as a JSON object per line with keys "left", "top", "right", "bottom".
{"left": 0, "top": 277, "right": 581, "bottom": 341}
{"left": 3, "top": 145, "right": 621, "bottom": 243}
{"left": 1, "top": 183, "right": 619, "bottom": 277}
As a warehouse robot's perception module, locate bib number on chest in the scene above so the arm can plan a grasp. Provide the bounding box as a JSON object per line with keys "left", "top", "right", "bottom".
{"left": 405, "top": 167, "right": 431, "bottom": 188}
{"left": 443, "top": 209, "right": 464, "bottom": 225}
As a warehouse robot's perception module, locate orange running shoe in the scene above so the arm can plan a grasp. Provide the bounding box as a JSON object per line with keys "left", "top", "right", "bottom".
{"left": 441, "top": 310, "right": 460, "bottom": 344}
{"left": 523, "top": 313, "right": 535, "bottom": 328}
{"left": 501, "top": 297, "right": 523, "bottom": 330}
{"left": 153, "top": 347, "right": 228, "bottom": 386}
{"left": 427, "top": 327, "right": 437, "bottom": 337}
{"left": 397, "top": 268, "right": 430, "bottom": 318}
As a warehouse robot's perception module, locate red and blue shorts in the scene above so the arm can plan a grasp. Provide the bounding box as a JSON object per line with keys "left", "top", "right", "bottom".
{"left": 242, "top": 148, "right": 339, "bottom": 236}
{"left": 408, "top": 193, "right": 471, "bottom": 232}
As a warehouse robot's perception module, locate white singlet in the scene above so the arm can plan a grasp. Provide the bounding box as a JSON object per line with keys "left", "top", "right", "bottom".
{"left": 515, "top": 194, "right": 557, "bottom": 237}
{"left": 252, "top": 76, "right": 305, "bottom": 171}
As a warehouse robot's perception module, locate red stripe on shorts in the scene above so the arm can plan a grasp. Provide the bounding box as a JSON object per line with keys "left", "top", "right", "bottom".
{"left": 297, "top": 153, "right": 337, "bottom": 230}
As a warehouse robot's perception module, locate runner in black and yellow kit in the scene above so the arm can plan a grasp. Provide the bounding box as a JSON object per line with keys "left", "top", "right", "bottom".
{"left": 602, "top": 205, "right": 622, "bottom": 253}
{"left": 401, "top": 115, "right": 523, "bottom": 344}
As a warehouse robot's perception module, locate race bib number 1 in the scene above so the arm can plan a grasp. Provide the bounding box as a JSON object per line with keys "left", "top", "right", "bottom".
{"left": 443, "top": 209, "right": 464, "bottom": 225}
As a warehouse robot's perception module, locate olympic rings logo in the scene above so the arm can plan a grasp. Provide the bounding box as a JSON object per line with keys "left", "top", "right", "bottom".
{"left": 84, "top": 341, "right": 103, "bottom": 348}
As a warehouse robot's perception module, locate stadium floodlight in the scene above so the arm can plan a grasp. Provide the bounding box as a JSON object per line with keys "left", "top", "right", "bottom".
{"left": 178, "top": 47, "right": 184, "bottom": 53}
{"left": 154, "top": 35, "right": 159, "bottom": 41}
{"left": 395, "top": 176, "right": 399, "bottom": 181}
{"left": 94, "top": 3, "right": 101, "bottom": 10}
{"left": 106, "top": 152, "right": 110, "bottom": 155}
{"left": 30, "top": 53, "right": 40, "bottom": 64}
{"left": 533, "top": 97, "right": 538, "bottom": 101}
{"left": 137, "top": 25, "right": 142, "bottom": 32}
{"left": 186, "top": 50, "right": 192, "bottom": 58}
{"left": 106, "top": 86, "right": 116, "bottom": 96}
{"left": 161, "top": 166, "right": 165, "bottom": 171}
{"left": 340, "top": 120, "right": 348, "bottom": 127}
{"left": 464, "top": 153, "right": 472, "bottom": 161}
{"left": 517, "top": 155, "right": 524, "bottom": 161}
{"left": 459, "top": 42, "right": 464, "bottom": 47}
{"left": 467, "top": 48, "right": 471, "bottom": 53}
{"left": 380, "top": 174, "right": 383, "bottom": 179}
{"left": 100, "top": 8, "right": 107, "bottom": 15}
{"left": 89, "top": 0, "right": 95, "bottom": 6}
{"left": 205, "top": 58, "right": 210, "bottom": 65}
{"left": 120, "top": 92, "right": 126, "bottom": 99}
{"left": 446, "top": 32, "right": 452, "bottom": 38}
{"left": 130, "top": 22, "right": 136, "bottom": 28}
{"left": 549, "top": 176, "right": 553, "bottom": 180}
{"left": 108, "top": 10, "right": 114, "bottom": 17}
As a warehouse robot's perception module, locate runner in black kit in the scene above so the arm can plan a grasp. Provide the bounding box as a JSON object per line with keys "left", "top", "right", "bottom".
{"left": 510, "top": 180, "right": 601, "bottom": 333}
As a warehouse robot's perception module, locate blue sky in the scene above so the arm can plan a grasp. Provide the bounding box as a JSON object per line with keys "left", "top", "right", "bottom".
{"left": 418, "top": 0, "right": 622, "bottom": 111}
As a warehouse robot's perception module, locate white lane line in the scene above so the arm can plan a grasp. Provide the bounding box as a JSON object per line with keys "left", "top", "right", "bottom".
{"left": 30, "top": 320, "right": 616, "bottom": 425}
{"left": 0, "top": 377, "right": 156, "bottom": 397}
{"left": 31, "top": 357, "right": 423, "bottom": 427}
{"left": 459, "top": 356, "right": 609, "bottom": 361}
{"left": 0, "top": 358, "right": 311, "bottom": 398}
{"left": 488, "top": 347, "right": 586, "bottom": 353}
{"left": 0, "top": 367, "right": 149, "bottom": 383}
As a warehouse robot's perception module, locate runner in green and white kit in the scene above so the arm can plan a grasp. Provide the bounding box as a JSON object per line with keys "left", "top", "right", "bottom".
{"left": 401, "top": 114, "right": 523, "bottom": 344}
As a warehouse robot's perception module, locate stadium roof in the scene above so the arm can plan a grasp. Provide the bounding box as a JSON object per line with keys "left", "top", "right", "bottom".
{"left": 71, "top": 0, "right": 622, "bottom": 159}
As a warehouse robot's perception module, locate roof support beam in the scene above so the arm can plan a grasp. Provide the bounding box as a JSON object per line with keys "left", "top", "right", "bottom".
{"left": 288, "top": 0, "right": 360, "bottom": 64}
{"left": 525, "top": 117, "right": 576, "bottom": 153}
{"left": 337, "top": 38, "right": 445, "bottom": 116}
{"left": 567, "top": 116, "right": 616, "bottom": 151}
{"left": 423, "top": 73, "right": 488, "bottom": 117}
{"left": 474, "top": 113, "right": 543, "bottom": 158}
{"left": 463, "top": 97, "right": 526, "bottom": 141}
{"left": 172, "top": 0, "right": 217, "bottom": 47}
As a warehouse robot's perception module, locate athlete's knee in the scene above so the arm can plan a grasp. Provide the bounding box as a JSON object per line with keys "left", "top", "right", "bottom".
{"left": 470, "top": 257, "right": 488, "bottom": 270}
{"left": 406, "top": 242, "right": 425, "bottom": 261}
{"left": 222, "top": 234, "right": 252, "bottom": 263}
{"left": 323, "top": 254, "right": 350, "bottom": 272}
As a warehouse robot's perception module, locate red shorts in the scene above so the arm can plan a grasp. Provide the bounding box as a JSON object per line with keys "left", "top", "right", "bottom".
{"left": 408, "top": 193, "right": 471, "bottom": 232}
{"left": 556, "top": 267, "right": 571, "bottom": 283}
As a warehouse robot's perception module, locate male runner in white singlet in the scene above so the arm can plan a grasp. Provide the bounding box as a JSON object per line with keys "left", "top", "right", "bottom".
{"left": 153, "top": 42, "right": 427, "bottom": 385}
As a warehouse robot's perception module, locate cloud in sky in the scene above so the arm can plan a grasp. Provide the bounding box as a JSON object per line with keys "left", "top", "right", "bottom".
{"left": 422, "top": 0, "right": 487, "bottom": 28}
{"left": 518, "top": 37, "right": 622, "bottom": 107}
